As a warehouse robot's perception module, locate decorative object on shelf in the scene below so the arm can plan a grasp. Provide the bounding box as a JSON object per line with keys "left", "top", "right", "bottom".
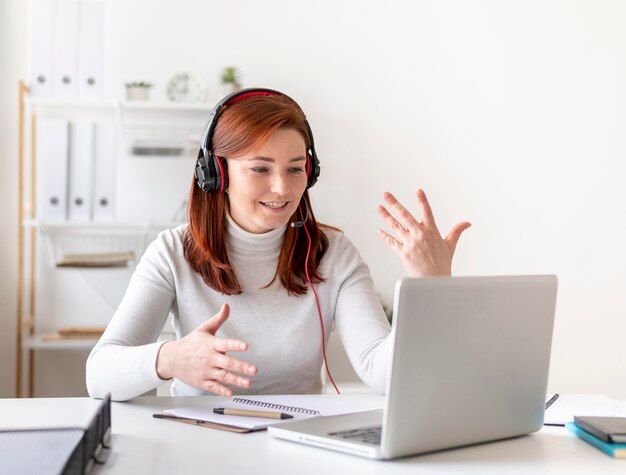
{"left": 131, "top": 140, "right": 185, "bottom": 157}
{"left": 219, "top": 66, "right": 242, "bottom": 97}
{"left": 166, "top": 72, "right": 207, "bottom": 104}
{"left": 125, "top": 81, "right": 152, "bottom": 101}
{"left": 42, "top": 326, "right": 106, "bottom": 341}
{"left": 56, "top": 251, "right": 135, "bottom": 268}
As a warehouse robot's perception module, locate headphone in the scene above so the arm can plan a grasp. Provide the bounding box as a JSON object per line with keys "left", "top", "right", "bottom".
{"left": 195, "top": 88, "right": 321, "bottom": 193}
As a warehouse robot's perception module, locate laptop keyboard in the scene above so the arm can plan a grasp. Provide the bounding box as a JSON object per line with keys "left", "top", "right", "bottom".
{"left": 329, "top": 424, "right": 382, "bottom": 446}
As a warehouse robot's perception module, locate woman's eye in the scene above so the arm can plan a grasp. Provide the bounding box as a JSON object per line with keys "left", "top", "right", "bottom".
{"left": 251, "top": 167, "right": 268, "bottom": 174}
{"left": 289, "top": 167, "right": 305, "bottom": 174}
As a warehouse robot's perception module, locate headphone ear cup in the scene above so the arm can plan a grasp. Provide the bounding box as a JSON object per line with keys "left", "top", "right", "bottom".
{"left": 195, "top": 150, "right": 227, "bottom": 192}
{"left": 213, "top": 155, "right": 228, "bottom": 192}
{"left": 306, "top": 151, "right": 320, "bottom": 189}
{"left": 195, "top": 150, "right": 212, "bottom": 192}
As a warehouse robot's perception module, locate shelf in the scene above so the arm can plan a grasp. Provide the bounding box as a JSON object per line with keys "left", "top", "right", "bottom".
{"left": 22, "top": 220, "right": 182, "bottom": 268}
{"left": 22, "top": 335, "right": 100, "bottom": 350}
{"left": 24, "top": 97, "right": 214, "bottom": 113}
{"left": 16, "top": 80, "right": 188, "bottom": 396}
{"left": 24, "top": 97, "right": 116, "bottom": 109}
{"left": 117, "top": 101, "right": 209, "bottom": 158}
{"left": 22, "top": 219, "right": 180, "bottom": 230}
{"left": 23, "top": 97, "right": 214, "bottom": 159}
{"left": 22, "top": 332, "right": 176, "bottom": 351}
{"left": 118, "top": 101, "right": 213, "bottom": 112}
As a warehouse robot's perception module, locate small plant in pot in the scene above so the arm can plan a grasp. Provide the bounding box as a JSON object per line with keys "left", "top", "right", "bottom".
{"left": 219, "top": 67, "right": 241, "bottom": 97}
{"left": 125, "top": 81, "right": 152, "bottom": 101}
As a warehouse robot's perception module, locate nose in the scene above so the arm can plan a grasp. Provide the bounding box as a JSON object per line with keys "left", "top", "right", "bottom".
{"left": 269, "top": 172, "right": 290, "bottom": 195}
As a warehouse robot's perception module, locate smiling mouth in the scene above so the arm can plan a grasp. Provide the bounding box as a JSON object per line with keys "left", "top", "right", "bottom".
{"left": 260, "top": 201, "right": 288, "bottom": 209}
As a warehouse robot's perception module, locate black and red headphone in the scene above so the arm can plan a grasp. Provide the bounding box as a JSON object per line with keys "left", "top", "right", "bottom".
{"left": 194, "top": 88, "right": 321, "bottom": 193}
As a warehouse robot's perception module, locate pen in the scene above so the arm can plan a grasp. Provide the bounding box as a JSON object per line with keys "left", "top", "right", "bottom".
{"left": 545, "top": 393, "right": 559, "bottom": 410}
{"left": 213, "top": 407, "right": 294, "bottom": 420}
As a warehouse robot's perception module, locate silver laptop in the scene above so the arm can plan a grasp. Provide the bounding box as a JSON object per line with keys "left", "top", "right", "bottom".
{"left": 268, "top": 275, "right": 558, "bottom": 460}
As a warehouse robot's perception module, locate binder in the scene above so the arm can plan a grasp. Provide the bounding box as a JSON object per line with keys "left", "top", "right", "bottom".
{"left": 68, "top": 120, "right": 94, "bottom": 222}
{"left": 78, "top": 0, "right": 105, "bottom": 100}
{"left": 28, "top": 0, "right": 56, "bottom": 97}
{"left": 53, "top": 0, "right": 80, "bottom": 100}
{"left": 38, "top": 118, "right": 70, "bottom": 221}
{"left": 0, "top": 394, "right": 112, "bottom": 473}
{"left": 92, "top": 121, "right": 117, "bottom": 221}
{"left": 573, "top": 416, "right": 626, "bottom": 444}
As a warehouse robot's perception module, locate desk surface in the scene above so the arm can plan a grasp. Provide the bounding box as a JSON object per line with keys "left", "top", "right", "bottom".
{"left": 1, "top": 395, "right": 623, "bottom": 474}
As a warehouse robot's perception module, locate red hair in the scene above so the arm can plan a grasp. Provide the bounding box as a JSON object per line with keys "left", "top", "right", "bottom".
{"left": 183, "top": 95, "right": 331, "bottom": 295}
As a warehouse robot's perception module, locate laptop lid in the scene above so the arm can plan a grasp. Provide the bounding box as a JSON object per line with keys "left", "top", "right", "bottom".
{"left": 269, "top": 275, "right": 557, "bottom": 460}
{"left": 381, "top": 275, "right": 557, "bottom": 458}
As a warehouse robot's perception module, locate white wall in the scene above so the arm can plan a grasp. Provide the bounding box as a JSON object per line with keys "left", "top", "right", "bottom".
{"left": 1, "top": 0, "right": 625, "bottom": 398}
{"left": 0, "top": 0, "right": 26, "bottom": 397}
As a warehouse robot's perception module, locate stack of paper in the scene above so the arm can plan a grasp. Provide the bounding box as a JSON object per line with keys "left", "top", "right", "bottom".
{"left": 156, "top": 395, "right": 384, "bottom": 432}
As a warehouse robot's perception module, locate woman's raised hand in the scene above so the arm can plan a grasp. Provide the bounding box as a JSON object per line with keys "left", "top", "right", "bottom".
{"left": 377, "top": 189, "right": 471, "bottom": 277}
{"left": 156, "top": 303, "right": 257, "bottom": 397}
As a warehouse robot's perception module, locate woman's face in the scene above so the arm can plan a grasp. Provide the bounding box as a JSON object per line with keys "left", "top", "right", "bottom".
{"left": 226, "top": 127, "right": 309, "bottom": 234}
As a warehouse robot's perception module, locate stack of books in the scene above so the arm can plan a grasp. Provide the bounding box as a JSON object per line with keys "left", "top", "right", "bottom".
{"left": 566, "top": 416, "right": 626, "bottom": 458}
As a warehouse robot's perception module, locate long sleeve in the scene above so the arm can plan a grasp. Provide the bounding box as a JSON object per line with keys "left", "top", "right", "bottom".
{"left": 328, "top": 233, "right": 393, "bottom": 394}
{"left": 86, "top": 230, "right": 177, "bottom": 401}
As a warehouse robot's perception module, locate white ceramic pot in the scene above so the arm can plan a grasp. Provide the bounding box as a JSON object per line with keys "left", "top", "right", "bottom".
{"left": 126, "top": 86, "right": 151, "bottom": 101}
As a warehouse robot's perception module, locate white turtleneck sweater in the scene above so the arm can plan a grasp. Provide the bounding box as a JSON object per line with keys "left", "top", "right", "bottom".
{"left": 86, "top": 215, "right": 392, "bottom": 401}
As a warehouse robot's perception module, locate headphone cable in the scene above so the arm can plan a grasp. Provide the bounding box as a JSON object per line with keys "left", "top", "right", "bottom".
{"left": 299, "top": 205, "right": 340, "bottom": 395}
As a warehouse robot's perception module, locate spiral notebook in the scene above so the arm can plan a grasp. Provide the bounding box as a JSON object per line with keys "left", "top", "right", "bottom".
{"left": 156, "top": 395, "right": 384, "bottom": 432}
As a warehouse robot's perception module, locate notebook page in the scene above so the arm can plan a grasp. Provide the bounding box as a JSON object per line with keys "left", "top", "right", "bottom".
{"left": 165, "top": 394, "right": 384, "bottom": 430}
{"left": 544, "top": 394, "right": 626, "bottom": 425}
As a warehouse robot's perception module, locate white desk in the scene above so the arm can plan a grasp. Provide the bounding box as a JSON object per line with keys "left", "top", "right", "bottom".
{"left": 1, "top": 395, "right": 623, "bottom": 474}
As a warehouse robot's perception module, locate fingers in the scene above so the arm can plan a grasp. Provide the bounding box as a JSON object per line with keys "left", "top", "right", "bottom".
{"left": 377, "top": 206, "right": 410, "bottom": 241}
{"left": 202, "top": 358, "right": 257, "bottom": 397}
{"left": 444, "top": 222, "right": 472, "bottom": 254}
{"left": 202, "top": 379, "right": 234, "bottom": 398}
{"left": 196, "top": 303, "right": 230, "bottom": 334}
{"left": 213, "top": 351, "right": 257, "bottom": 377}
{"left": 381, "top": 192, "right": 422, "bottom": 230}
{"left": 377, "top": 229, "right": 404, "bottom": 253}
{"left": 212, "top": 367, "right": 252, "bottom": 389}
{"left": 213, "top": 337, "right": 248, "bottom": 353}
{"left": 415, "top": 189, "right": 437, "bottom": 228}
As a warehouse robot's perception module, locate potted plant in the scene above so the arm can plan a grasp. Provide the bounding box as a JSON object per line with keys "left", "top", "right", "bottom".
{"left": 125, "top": 81, "right": 152, "bottom": 101}
{"left": 219, "top": 67, "right": 241, "bottom": 97}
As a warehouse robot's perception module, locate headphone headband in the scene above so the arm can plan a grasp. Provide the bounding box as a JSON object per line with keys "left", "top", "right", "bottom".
{"left": 195, "top": 88, "right": 320, "bottom": 193}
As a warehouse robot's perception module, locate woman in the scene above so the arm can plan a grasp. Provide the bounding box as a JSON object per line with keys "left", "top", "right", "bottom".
{"left": 86, "top": 89, "right": 470, "bottom": 401}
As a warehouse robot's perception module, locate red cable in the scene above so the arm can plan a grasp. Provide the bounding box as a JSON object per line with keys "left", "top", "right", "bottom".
{"left": 300, "top": 207, "right": 340, "bottom": 395}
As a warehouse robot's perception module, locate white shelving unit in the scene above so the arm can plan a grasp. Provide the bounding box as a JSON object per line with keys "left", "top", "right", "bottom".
{"left": 16, "top": 82, "right": 199, "bottom": 397}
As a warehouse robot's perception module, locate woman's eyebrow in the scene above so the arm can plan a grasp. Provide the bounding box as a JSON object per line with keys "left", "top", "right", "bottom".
{"left": 246, "top": 156, "right": 306, "bottom": 163}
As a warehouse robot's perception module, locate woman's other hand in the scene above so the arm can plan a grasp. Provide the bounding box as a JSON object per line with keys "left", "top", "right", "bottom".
{"left": 156, "top": 303, "right": 257, "bottom": 396}
{"left": 377, "top": 189, "right": 471, "bottom": 277}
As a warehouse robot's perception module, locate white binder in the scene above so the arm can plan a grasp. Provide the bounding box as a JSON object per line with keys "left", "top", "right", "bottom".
{"left": 53, "top": 0, "right": 80, "bottom": 100}
{"left": 68, "top": 120, "right": 94, "bottom": 222}
{"left": 93, "top": 121, "right": 116, "bottom": 221}
{"left": 38, "top": 118, "right": 70, "bottom": 221}
{"left": 28, "top": 0, "right": 56, "bottom": 97}
{"left": 78, "top": 0, "right": 105, "bottom": 100}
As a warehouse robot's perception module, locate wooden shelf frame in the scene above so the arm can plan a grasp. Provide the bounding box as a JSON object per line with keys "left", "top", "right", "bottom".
{"left": 15, "top": 80, "right": 183, "bottom": 397}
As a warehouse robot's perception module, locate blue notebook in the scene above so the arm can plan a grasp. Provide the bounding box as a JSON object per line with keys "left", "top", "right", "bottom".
{"left": 565, "top": 422, "right": 626, "bottom": 458}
